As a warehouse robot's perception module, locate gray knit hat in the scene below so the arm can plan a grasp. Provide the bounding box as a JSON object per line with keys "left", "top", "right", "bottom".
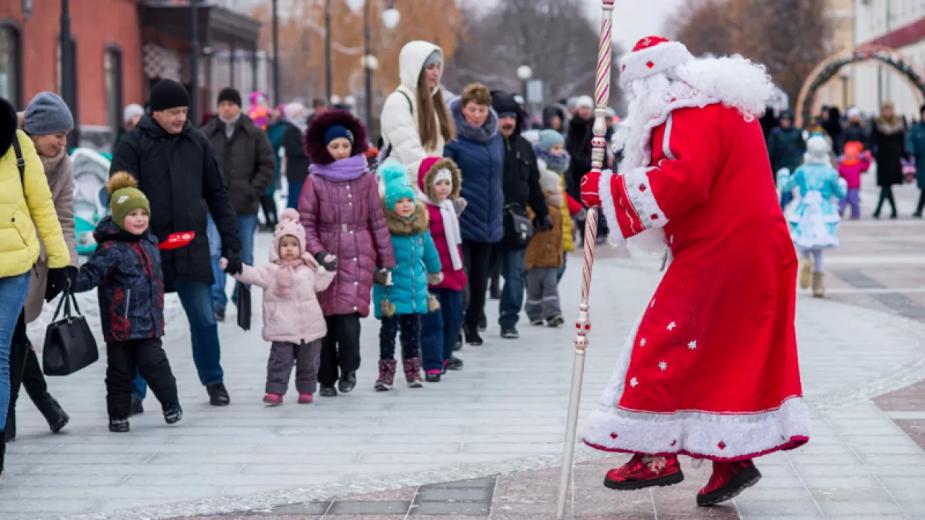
{"left": 23, "top": 92, "right": 74, "bottom": 136}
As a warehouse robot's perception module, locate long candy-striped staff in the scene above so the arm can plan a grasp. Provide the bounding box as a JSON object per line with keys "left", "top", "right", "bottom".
{"left": 556, "top": 1, "right": 615, "bottom": 518}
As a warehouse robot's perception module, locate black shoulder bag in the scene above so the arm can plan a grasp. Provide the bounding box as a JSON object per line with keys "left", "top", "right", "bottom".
{"left": 43, "top": 288, "right": 99, "bottom": 376}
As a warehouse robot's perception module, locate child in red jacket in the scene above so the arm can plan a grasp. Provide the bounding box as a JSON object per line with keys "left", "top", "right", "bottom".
{"left": 418, "top": 157, "right": 466, "bottom": 382}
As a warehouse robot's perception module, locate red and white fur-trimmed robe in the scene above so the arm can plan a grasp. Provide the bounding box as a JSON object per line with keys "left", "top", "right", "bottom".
{"left": 581, "top": 60, "right": 810, "bottom": 461}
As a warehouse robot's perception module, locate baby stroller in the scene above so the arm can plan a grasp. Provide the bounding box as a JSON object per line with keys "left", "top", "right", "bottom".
{"left": 70, "top": 148, "right": 111, "bottom": 256}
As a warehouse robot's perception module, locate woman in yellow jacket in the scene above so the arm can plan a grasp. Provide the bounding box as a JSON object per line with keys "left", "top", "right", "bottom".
{"left": 0, "top": 97, "right": 71, "bottom": 479}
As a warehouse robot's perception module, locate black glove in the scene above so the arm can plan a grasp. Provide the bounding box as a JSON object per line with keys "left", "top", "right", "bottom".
{"left": 534, "top": 214, "right": 554, "bottom": 232}
{"left": 374, "top": 268, "right": 391, "bottom": 286}
{"left": 223, "top": 252, "right": 243, "bottom": 275}
{"left": 45, "top": 266, "right": 79, "bottom": 301}
{"left": 314, "top": 251, "right": 337, "bottom": 271}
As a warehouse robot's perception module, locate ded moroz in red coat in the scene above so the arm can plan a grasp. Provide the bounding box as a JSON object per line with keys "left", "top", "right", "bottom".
{"left": 581, "top": 38, "right": 809, "bottom": 462}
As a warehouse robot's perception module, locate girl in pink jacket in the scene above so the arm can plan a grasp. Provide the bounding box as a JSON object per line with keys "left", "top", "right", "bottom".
{"left": 223, "top": 209, "right": 336, "bottom": 405}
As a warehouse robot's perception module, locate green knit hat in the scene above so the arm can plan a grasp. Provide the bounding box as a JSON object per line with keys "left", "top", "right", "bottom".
{"left": 108, "top": 172, "right": 150, "bottom": 230}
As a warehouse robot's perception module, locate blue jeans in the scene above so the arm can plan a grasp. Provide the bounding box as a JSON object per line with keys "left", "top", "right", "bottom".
{"left": 287, "top": 178, "right": 305, "bottom": 209}
{"left": 210, "top": 213, "right": 258, "bottom": 309}
{"left": 498, "top": 247, "right": 526, "bottom": 328}
{"left": 0, "top": 273, "right": 31, "bottom": 430}
{"left": 420, "top": 289, "right": 464, "bottom": 372}
{"left": 206, "top": 215, "right": 227, "bottom": 311}
{"left": 134, "top": 280, "right": 224, "bottom": 398}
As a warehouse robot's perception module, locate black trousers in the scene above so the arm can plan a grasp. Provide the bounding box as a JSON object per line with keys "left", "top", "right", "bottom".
{"left": 875, "top": 185, "right": 898, "bottom": 216}
{"left": 379, "top": 314, "right": 421, "bottom": 360}
{"left": 916, "top": 189, "right": 925, "bottom": 216}
{"left": 463, "top": 241, "right": 494, "bottom": 328}
{"left": 319, "top": 313, "right": 361, "bottom": 386}
{"left": 106, "top": 338, "right": 179, "bottom": 420}
{"left": 259, "top": 194, "right": 279, "bottom": 228}
{"left": 6, "top": 313, "right": 56, "bottom": 432}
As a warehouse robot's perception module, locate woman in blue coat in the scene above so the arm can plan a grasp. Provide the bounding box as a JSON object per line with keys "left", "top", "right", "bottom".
{"left": 443, "top": 83, "right": 503, "bottom": 346}
{"left": 905, "top": 104, "right": 925, "bottom": 217}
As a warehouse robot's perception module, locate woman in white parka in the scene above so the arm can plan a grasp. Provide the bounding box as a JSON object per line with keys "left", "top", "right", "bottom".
{"left": 380, "top": 41, "right": 455, "bottom": 180}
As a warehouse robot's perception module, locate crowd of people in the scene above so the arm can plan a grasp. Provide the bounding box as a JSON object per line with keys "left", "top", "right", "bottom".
{"left": 0, "top": 39, "right": 622, "bottom": 479}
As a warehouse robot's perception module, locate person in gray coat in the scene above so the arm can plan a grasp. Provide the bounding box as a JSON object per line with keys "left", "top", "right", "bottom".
{"left": 201, "top": 88, "right": 276, "bottom": 318}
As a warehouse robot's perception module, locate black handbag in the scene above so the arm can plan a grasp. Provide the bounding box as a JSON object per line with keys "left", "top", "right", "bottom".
{"left": 43, "top": 289, "right": 99, "bottom": 376}
{"left": 503, "top": 203, "right": 534, "bottom": 249}
{"left": 236, "top": 283, "right": 252, "bottom": 331}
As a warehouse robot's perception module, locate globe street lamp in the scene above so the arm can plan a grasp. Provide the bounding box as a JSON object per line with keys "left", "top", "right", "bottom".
{"left": 517, "top": 65, "right": 533, "bottom": 105}
{"left": 346, "top": 0, "right": 400, "bottom": 131}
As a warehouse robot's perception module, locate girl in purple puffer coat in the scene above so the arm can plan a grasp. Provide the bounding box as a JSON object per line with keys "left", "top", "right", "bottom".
{"left": 299, "top": 110, "right": 395, "bottom": 397}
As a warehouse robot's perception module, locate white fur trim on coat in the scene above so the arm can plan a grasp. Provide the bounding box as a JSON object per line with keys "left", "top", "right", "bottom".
{"left": 624, "top": 166, "right": 668, "bottom": 230}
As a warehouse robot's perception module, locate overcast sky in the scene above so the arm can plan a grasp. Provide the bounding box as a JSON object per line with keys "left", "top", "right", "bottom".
{"left": 592, "top": 0, "right": 686, "bottom": 51}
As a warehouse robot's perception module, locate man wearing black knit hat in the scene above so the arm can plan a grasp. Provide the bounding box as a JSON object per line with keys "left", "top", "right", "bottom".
{"left": 201, "top": 87, "right": 275, "bottom": 321}
{"left": 491, "top": 90, "right": 549, "bottom": 340}
{"left": 111, "top": 79, "right": 241, "bottom": 408}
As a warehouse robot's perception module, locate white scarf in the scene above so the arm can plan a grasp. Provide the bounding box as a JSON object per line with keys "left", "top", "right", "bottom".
{"left": 417, "top": 192, "right": 463, "bottom": 270}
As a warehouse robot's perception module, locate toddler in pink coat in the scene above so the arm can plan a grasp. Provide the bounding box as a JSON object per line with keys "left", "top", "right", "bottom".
{"left": 222, "top": 209, "right": 336, "bottom": 405}
{"left": 837, "top": 141, "right": 872, "bottom": 219}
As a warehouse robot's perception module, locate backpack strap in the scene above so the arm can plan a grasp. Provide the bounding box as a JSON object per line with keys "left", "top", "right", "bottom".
{"left": 11, "top": 132, "right": 25, "bottom": 183}
{"left": 380, "top": 89, "right": 415, "bottom": 162}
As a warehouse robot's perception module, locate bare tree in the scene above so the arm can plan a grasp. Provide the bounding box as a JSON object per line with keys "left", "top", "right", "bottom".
{"left": 443, "top": 0, "right": 622, "bottom": 108}
{"left": 667, "top": 0, "right": 832, "bottom": 104}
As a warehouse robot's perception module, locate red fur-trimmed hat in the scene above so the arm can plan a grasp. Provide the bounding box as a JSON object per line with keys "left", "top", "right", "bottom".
{"left": 619, "top": 36, "right": 693, "bottom": 86}
{"left": 304, "top": 109, "right": 369, "bottom": 165}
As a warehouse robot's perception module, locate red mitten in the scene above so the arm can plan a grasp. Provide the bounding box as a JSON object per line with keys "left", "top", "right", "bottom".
{"left": 580, "top": 171, "right": 602, "bottom": 207}
{"left": 159, "top": 231, "right": 196, "bottom": 250}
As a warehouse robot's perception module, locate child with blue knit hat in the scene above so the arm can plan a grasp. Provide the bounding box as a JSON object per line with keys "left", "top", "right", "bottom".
{"left": 372, "top": 159, "right": 442, "bottom": 391}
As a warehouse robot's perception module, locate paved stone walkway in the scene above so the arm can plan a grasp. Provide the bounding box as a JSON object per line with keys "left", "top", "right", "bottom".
{"left": 3, "top": 179, "right": 924, "bottom": 520}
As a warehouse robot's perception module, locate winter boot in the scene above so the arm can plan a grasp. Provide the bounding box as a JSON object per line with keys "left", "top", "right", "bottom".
{"left": 0, "top": 432, "right": 5, "bottom": 479}
{"left": 338, "top": 371, "right": 357, "bottom": 394}
{"left": 812, "top": 272, "right": 825, "bottom": 298}
{"left": 206, "top": 383, "right": 231, "bottom": 406}
{"left": 446, "top": 356, "right": 464, "bottom": 371}
{"left": 35, "top": 394, "right": 69, "bottom": 433}
{"left": 463, "top": 324, "right": 483, "bottom": 346}
{"left": 163, "top": 405, "right": 183, "bottom": 424}
{"left": 799, "top": 257, "right": 813, "bottom": 290}
{"left": 604, "top": 453, "right": 684, "bottom": 490}
{"left": 697, "top": 459, "right": 761, "bottom": 506}
{"left": 263, "top": 393, "right": 283, "bottom": 406}
{"left": 109, "top": 418, "right": 130, "bottom": 433}
{"left": 319, "top": 385, "right": 338, "bottom": 397}
{"left": 298, "top": 393, "right": 314, "bottom": 404}
{"left": 375, "top": 359, "right": 397, "bottom": 392}
{"left": 403, "top": 357, "right": 424, "bottom": 388}
{"left": 130, "top": 396, "right": 144, "bottom": 416}
{"left": 425, "top": 369, "right": 441, "bottom": 383}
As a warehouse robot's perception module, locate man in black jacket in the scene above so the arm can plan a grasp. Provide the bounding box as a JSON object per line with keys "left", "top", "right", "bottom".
{"left": 201, "top": 88, "right": 275, "bottom": 319}
{"left": 110, "top": 80, "right": 241, "bottom": 407}
{"left": 491, "top": 91, "right": 550, "bottom": 339}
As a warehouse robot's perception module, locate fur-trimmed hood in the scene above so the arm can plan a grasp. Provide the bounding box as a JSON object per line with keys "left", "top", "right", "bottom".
{"left": 384, "top": 202, "right": 429, "bottom": 236}
{"left": 417, "top": 157, "right": 461, "bottom": 202}
{"left": 0, "top": 96, "right": 16, "bottom": 155}
{"left": 304, "top": 109, "right": 369, "bottom": 165}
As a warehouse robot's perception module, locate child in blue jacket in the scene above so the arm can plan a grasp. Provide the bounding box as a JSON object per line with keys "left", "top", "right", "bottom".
{"left": 372, "top": 161, "right": 442, "bottom": 391}
{"left": 75, "top": 172, "right": 181, "bottom": 432}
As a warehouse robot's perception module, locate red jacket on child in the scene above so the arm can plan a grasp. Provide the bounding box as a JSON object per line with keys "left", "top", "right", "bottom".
{"left": 417, "top": 157, "right": 467, "bottom": 292}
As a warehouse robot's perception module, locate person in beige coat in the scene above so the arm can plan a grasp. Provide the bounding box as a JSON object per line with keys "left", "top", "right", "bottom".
{"left": 5, "top": 92, "right": 80, "bottom": 442}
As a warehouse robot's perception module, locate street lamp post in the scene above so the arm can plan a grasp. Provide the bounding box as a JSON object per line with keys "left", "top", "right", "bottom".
{"left": 517, "top": 64, "right": 533, "bottom": 109}
{"left": 324, "top": 0, "right": 333, "bottom": 104}
{"left": 60, "top": 0, "right": 78, "bottom": 146}
{"left": 272, "top": 0, "right": 280, "bottom": 105}
{"left": 190, "top": 0, "right": 199, "bottom": 123}
{"left": 347, "top": 0, "right": 399, "bottom": 131}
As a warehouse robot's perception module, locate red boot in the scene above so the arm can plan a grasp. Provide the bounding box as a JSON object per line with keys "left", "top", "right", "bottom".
{"left": 697, "top": 459, "right": 761, "bottom": 506}
{"left": 604, "top": 453, "right": 684, "bottom": 490}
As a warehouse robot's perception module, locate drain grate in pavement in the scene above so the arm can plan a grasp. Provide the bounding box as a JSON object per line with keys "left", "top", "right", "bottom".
{"left": 409, "top": 476, "right": 496, "bottom": 516}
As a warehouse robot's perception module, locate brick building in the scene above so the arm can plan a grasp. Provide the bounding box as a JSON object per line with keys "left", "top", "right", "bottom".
{"left": 0, "top": 0, "right": 266, "bottom": 149}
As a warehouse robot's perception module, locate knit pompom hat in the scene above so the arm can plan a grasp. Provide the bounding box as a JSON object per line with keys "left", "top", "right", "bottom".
{"left": 108, "top": 172, "right": 150, "bottom": 230}
{"left": 381, "top": 159, "right": 416, "bottom": 210}
{"left": 271, "top": 208, "right": 308, "bottom": 262}
{"left": 537, "top": 129, "right": 564, "bottom": 153}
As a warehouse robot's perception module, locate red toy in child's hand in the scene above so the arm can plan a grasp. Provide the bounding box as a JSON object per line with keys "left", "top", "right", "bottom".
{"left": 159, "top": 231, "right": 196, "bottom": 250}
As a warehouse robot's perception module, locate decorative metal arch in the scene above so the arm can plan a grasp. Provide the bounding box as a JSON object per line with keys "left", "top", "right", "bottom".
{"left": 795, "top": 45, "right": 925, "bottom": 127}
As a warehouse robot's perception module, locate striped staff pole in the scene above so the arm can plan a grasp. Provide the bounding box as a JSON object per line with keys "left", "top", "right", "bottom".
{"left": 555, "top": 1, "right": 615, "bottom": 518}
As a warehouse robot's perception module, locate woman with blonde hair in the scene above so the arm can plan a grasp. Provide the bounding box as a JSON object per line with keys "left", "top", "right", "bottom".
{"left": 380, "top": 41, "right": 455, "bottom": 181}
{"left": 870, "top": 101, "right": 907, "bottom": 219}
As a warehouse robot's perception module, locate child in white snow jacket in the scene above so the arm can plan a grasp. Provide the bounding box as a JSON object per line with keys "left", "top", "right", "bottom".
{"left": 222, "top": 209, "right": 336, "bottom": 405}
